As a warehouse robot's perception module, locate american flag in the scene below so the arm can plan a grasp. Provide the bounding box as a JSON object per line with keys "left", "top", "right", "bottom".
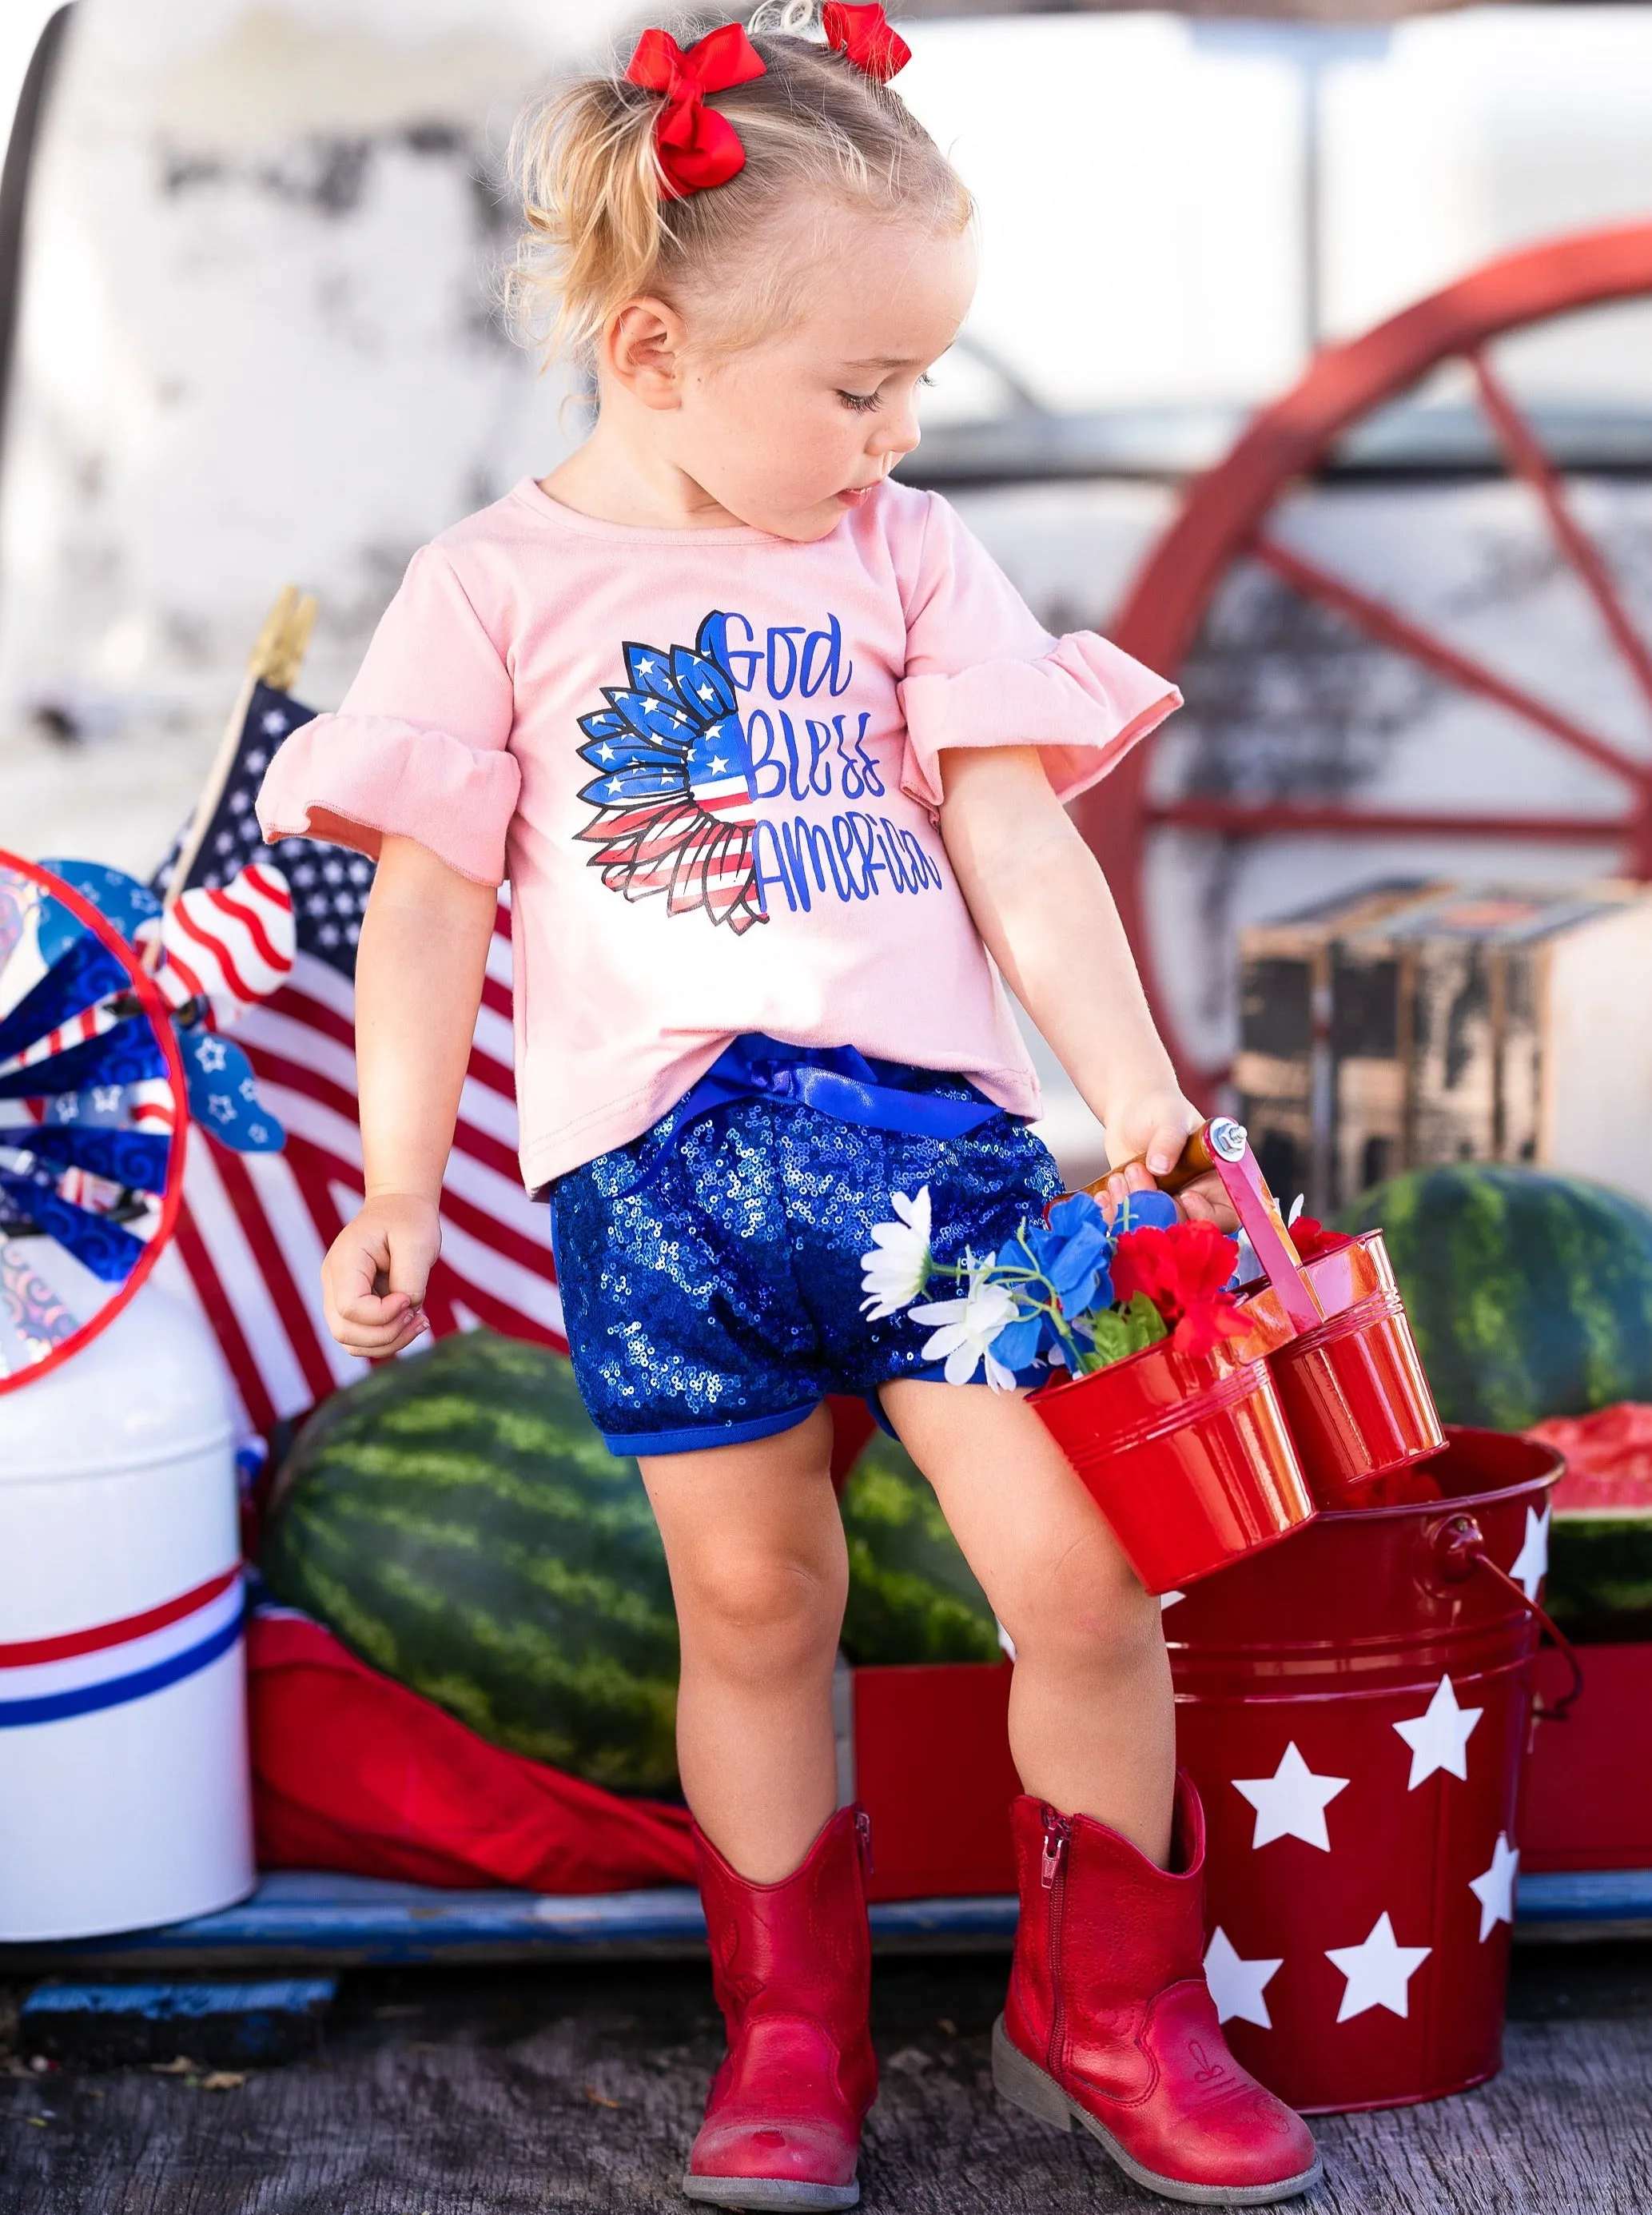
{"left": 151, "top": 679, "right": 563, "bottom": 1432}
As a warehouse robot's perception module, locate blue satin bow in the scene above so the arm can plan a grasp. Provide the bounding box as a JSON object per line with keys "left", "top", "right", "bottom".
{"left": 619, "top": 1033, "right": 1002, "bottom": 1196}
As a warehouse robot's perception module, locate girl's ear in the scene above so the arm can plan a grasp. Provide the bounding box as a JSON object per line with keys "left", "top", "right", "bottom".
{"left": 605, "top": 297, "right": 687, "bottom": 410}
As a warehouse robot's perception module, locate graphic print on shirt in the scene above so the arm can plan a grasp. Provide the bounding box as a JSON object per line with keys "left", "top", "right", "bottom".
{"left": 575, "top": 609, "right": 949, "bottom": 930}
{"left": 575, "top": 615, "right": 765, "bottom": 934}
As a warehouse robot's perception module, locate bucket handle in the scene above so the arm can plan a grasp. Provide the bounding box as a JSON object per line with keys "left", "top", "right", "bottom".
{"left": 1432, "top": 1513, "right": 1585, "bottom": 1722}
{"left": 1087, "top": 1119, "right": 1324, "bottom": 1337}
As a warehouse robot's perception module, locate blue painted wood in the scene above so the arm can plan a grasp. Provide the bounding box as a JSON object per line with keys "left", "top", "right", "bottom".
{"left": 1513, "top": 1868, "right": 1652, "bottom": 1924}
{"left": 20, "top": 1974, "right": 338, "bottom": 2063}
{"left": 22, "top": 1978, "right": 337, "bottom": 2022}
{"left": 1, "top": 1868, "right": 1644, "bottom": 1971}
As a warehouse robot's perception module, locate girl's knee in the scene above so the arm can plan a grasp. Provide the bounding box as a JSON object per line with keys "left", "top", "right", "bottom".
{"left": 1006, "top": 1534, "right": 1162, "bottom": 1673}
{"left": 677, "top": 1543, "right": 846, "bottom": 1677}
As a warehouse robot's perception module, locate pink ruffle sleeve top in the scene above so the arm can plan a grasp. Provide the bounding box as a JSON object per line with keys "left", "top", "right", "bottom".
{"left": 256, "top": 476, "right": 1180, "bottom": 1194}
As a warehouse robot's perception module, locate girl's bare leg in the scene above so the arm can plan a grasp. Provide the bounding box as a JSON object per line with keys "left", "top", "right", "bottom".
{"left": 881, "top": 1376, "right": 1175, "bottom": 1868}
{"left": 639, "top": 1404, "right": 846, "bottom": 1882}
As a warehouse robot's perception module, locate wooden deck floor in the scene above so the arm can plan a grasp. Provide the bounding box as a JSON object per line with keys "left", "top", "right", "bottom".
{"left": 3, "top": 1943, "right": 1650, "bottom": 2213}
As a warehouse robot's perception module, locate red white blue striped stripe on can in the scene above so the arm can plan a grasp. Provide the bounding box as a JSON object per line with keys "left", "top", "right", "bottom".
{"left": 0, "top": 1568, "right": 244, "bottom": 1727}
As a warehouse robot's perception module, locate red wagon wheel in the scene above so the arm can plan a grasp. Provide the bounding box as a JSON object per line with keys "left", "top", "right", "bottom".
{"left": 1078, "top": 220, "right": 1652, "bottom": 1095}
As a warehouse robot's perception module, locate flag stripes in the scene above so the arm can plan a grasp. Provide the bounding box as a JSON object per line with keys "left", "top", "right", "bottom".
{"left": 169, "top": 907, "right": 563, "bottom": 1432}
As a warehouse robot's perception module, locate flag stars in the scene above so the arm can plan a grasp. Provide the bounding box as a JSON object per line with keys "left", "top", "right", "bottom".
{"left": 1393, "top": 1676, "right": 1482, "bottom": 1790}
{"left": 261, "top": 710, "right": 289, "bottom": 735}
{"left": 1469, "top": 1833, "right": 1520, "bottom": 1941}
{"left": 1232, "top": 1743, "right": 1349, "bottom": 1851}
{"left": 195, "top": 1038, "right": 229, "bottom": 1073}
{"left": 1325, "top": 1914, "right": 1431, "bottom": 2022}
{"left": 1202, "top": 1929, "right": 1283, "bottom": 2030}
{"left": 206, "top": 1094, "right": 235, "bottom": 1124}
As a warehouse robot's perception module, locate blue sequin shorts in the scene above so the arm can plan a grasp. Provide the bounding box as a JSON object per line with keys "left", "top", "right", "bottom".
{"left": 550, "top": 1062, "right": 1061, "bottom": 1456}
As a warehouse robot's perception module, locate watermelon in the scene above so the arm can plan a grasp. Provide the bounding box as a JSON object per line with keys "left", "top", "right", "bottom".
{"left": 838, "top": 1431, "right": 1000, "bottom": 1666}
{"left": 1531, "top": 1404, "right": 1652, "bottom": 1643}
{"left": 260, "top": 1332, "right": 682, "bottom": 1795}
{"left": 1336, "top": 1165, "right": 1652, "bottom": 1432}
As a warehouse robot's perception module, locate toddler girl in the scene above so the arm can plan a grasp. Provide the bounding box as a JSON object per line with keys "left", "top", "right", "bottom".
{"left": 258, "top": 7, "right": 1320, "bottom": 2206}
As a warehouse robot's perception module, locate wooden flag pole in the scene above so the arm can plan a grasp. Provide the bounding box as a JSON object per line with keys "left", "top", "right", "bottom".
{"left": 162, "top": 584, "right": 318, "bottom": 918}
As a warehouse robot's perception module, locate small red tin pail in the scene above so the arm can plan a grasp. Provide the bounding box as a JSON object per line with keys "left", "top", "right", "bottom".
{"left": 1033, "top": 1333, "right": 1316, "bottom": 1596}
{"left": 1251, "top": 1231, "right": 1444, "bottom": 1508}
{"left": 1167, "top": 1427, "right": 1580, "bottom": 2113}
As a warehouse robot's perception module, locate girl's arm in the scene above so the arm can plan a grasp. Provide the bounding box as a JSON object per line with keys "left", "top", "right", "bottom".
{"left": 937, "top": 745, "right": 1227, "bottom": 1221}
{"left": 322, "top": 834, "right": 499, "bottom": 1354}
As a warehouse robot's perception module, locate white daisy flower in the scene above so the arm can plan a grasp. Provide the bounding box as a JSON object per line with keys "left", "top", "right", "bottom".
{"left": 859, "top": 1187, "right": 934, "bottom": 1318}
{"left": 910, "top": 1272, "right": 1021, "bottom": 1392}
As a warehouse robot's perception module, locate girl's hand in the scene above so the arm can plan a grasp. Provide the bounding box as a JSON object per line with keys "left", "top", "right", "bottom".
{"left": 322, "top": 1192, "right": 441, "bottom": 1356}
{"left": 1099, "top": 1089, "right": 1239, "bottom": 1232}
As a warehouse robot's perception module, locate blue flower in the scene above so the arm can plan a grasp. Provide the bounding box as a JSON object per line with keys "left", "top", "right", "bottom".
{"left": 1114, "top": 1188, "right": 1180, "bottom": 1233}
{"left": 985, "top": 1311, "right": 1043, "bottom": 1375}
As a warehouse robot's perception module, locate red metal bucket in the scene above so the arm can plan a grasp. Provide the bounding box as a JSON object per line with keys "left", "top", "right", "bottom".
{"left": 1166, "top": 1427, "right": 1578, "bottom": 2113}
{"left": 1033, "top": 1336, "right": 1315, "bottom": 1596}
{"left": 1252, "top": 1232, "right": 1444, "bottom": 1507}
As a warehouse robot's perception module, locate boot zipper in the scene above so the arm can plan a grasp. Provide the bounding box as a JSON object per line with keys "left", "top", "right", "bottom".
{"left": 855, "top": 1808, "right": 873, "bottom": 1877}
{"left": 1041, "top": 1814, "right": 1069, "bottom": 2077}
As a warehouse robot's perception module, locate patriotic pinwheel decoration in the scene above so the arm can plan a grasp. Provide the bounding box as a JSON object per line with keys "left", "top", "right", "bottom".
{"left": 0, "top": 850, "right": 293, "bottom": 1392}
{"left": 575, "top": 615, "right": 764, "bottom": 933}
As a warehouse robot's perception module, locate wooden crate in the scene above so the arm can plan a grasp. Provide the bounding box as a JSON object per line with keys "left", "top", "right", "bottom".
{"left": 1333, "top": 883, "right": 1652, "bottom": 1209}
{"left": 1233, "top": 881, "right": 1440, "bottom": 1214}
{"left": 1237, "top": 880, "right": 1652, "bottom": 1213}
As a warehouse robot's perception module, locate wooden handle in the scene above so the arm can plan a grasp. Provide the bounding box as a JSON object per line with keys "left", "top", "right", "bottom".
{"left": 1083, "top": 1122, "right": 1229, "bottom": 1198}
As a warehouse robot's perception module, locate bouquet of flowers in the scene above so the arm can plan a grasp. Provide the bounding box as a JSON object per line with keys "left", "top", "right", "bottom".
{"left": 860, "top": 1185, "right": 1263, "bottom": 1394}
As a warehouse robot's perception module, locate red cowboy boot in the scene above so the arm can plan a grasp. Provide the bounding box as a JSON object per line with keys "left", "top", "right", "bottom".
{"left": 994, "top": 1773, "right": 1321, "bottom": 2206}
{"left": 684, "top": 1806, "right": 878, "bottom": 2211}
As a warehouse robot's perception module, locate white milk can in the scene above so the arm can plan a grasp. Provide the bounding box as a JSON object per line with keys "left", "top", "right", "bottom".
{"left": 0, "top": 1282, "right": 254, "bottom": 1938}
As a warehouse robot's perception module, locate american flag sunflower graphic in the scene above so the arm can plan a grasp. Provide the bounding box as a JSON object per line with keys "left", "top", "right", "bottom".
{"left": 575, "top": 615, "right": 763, "bottom": 933}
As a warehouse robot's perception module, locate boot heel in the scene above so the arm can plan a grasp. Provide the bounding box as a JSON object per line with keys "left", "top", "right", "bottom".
{"left": 991, "top": 2016, "right": 1072, "bottom": 2132}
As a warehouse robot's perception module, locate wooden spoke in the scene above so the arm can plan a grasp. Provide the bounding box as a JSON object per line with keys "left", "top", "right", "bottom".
{"left": 1252, "top": 535, "right": 1646, "bottom": 789}
{"left": 1469, "top": 349, "right": 1652, "bottom": 723}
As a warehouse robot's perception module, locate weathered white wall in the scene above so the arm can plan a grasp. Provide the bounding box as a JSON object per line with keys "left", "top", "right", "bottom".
{"left": 0, "top": 0, "right": 633, "bottom": 869}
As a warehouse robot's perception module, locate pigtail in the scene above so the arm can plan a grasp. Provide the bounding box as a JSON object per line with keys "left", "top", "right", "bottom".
{"left": 505, "top": 75, "right": 668, "bottom": 365}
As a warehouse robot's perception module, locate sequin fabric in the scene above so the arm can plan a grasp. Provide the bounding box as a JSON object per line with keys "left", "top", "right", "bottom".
{"left": 551, "top": 1058, "right": 1061, "bottom": 1454}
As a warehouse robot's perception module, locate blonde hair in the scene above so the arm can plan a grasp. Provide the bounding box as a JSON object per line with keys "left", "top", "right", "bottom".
{"left": 504, "top": 5, "right": 972, "bottom": 366}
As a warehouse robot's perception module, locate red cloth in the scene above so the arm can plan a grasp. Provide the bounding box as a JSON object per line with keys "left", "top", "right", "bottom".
{"left": 1530, "top": 1401, "right": 1652, "bottom": 1514}
{"left": 247, "top": 1612, "right": 694, "bottom": 1892}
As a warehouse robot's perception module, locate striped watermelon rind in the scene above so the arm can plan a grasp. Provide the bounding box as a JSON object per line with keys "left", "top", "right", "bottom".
{"left": 1337, "top": 1164, "right": 1652, "bottom": 1432}
{"left": 838, "top": 1432, "right": 1000, "bottom": 1667}
{"left": 261, "top": 1333, "right": 682, "bottom": 1794}
{"left": 1546, "top": 1518, "right": 1652, "bottom": 1643}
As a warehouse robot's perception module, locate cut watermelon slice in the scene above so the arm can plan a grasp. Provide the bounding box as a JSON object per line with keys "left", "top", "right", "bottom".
{"left": 1527, "top": 1402, "right": 1652, "bottom": 1643}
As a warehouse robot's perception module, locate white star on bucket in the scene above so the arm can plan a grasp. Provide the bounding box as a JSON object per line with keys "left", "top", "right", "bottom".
{"left": 1325, "top": 1913, "right": 1431, "bottom": 2023}
{"left": 1232, "top": 1743, "right": 1349, "bottom": 1851}
{"left": 1469, "top": 1833, "right": 1521, "bottom": 1941}
{"left": 1393, "top": 1675, "right": 1483, "bottom": 1789}
{"left": 1509, "top": 1505, "right": 1550, "bottom": 1602}
{"left": 1203, "top": 1928, "right": 1283, "bottom": 2029}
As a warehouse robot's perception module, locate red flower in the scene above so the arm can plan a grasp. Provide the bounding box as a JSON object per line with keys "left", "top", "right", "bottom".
{"left": 1113, "top": 1220, "right": 1247, "bottom": 1356}
{"left": 1289, "top": 1214, "right": 1355, "bottom": 1261}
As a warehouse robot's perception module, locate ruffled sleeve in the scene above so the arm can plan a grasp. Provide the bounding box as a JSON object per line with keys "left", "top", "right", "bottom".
{"left": 893, "top": 492, "right": 1180, "bottom": 813}
{"left": 256, "top": 546, "right": 521, "bottom": 886}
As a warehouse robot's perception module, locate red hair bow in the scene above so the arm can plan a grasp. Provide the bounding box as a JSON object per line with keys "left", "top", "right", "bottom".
{"left": 822, "top": 2, "right": 911, "bottom": 82}
{"left": 625, "top": 24, "right": 766, "bottom": 201}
